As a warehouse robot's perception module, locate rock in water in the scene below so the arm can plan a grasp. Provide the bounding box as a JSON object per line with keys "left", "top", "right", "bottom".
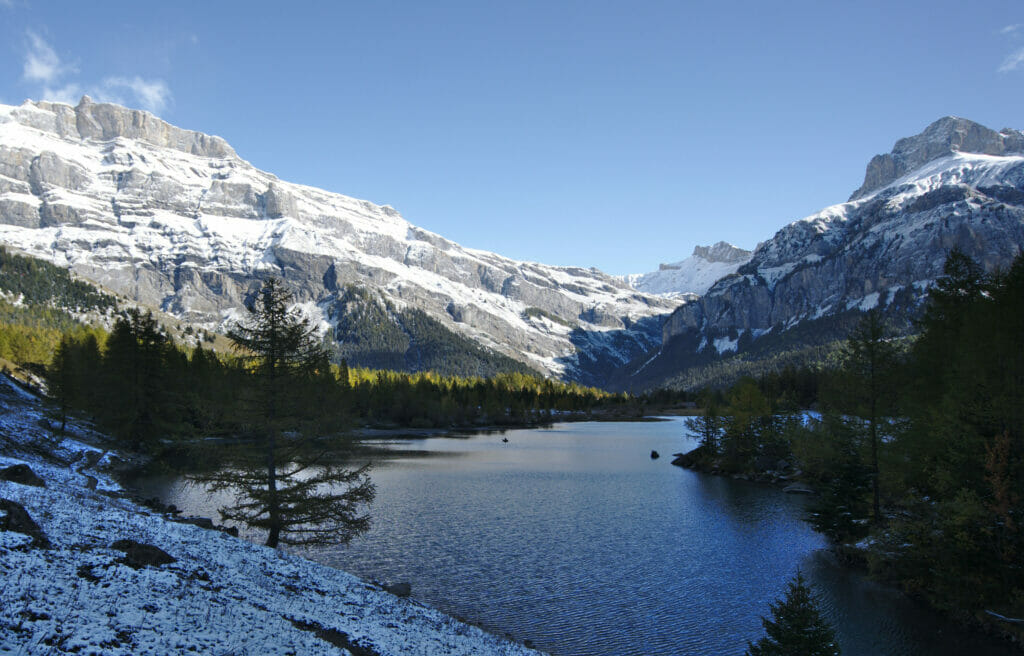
{"left": 782, "top": 483, "right": 817, "bottom": 495}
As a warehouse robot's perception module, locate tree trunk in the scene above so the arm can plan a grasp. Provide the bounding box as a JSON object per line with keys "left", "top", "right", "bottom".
{"left": 265, "top": 430, "right": 281, "bottom": 548}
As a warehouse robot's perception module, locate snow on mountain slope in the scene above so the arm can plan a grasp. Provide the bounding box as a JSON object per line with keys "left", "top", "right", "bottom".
{"left": 627, "top": 242, "right": 752, "bottom": 297}
{"left": 0, "top": 97, "right": 679, "bottom": 382}
{"left": 626, "top": 117, "right": 1024, "bottom": 389}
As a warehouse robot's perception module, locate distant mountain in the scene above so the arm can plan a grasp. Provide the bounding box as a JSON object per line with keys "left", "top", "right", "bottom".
{"left": 0, "top": 97, "right": 679, "bottom": 385}
{"left": 627, "top": 242, "right": 752, "bottom": 297}
{"left": 616, "top": 116, "right": 1024, "bottom": 390}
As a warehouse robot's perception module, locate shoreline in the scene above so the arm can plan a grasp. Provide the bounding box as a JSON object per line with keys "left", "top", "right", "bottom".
{"left": 0, "top": 376, "right": 547, "bottom": 656}
{"left": 670, "top": 447, "right": 1024, "bottom": 652}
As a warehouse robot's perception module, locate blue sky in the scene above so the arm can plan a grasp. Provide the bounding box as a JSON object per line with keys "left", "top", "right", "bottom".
{"left": 2, "top": 1, "right": 1023, "bottom": 275}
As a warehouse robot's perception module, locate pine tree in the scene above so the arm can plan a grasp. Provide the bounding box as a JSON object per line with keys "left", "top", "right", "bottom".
{"left": 197, "top": 278, "right": 374, "bottom": 548}
{"left": 807, "top": 414, "right": 871, "bottom": 543}
{"left": 98, "top": 310, "right": 176, "bottom": 450}
{"left": 746, "top": 571, "right": 841, "bottom": 656}
{"left": 46, "top": 335, "right": 78, "bottom": 434}
{"left": 843, "top": 310, "right": 897, "bottom": 524}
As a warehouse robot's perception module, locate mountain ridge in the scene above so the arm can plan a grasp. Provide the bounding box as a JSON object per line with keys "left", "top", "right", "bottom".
{"left": 627, "top": 241, "right": 752, "bottom": 297}
{"left": 0, "top": 97, "right": 679, "bottom": 384}
{"left": 619, "top": 116, "right": 1024, "bottom": 390}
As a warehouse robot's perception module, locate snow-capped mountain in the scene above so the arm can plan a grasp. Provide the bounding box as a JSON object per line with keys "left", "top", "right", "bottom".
{"left": 621, "top": 116, "right": 1024, "bottom": 389}
{"left": 627, "top": 242, "right": 752, "bottom": 297}
{"left": 0, "top": 97, "right": 679, "bottom": 383}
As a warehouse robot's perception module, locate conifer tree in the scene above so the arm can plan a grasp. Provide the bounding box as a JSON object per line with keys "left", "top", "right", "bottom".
{"left": 46, "top": 336, "right": 75, "bottom": 434}
{"left": 843, "top": 309, "right": 897, "bottom": 524}
{"left": 198, "top": 278, "right": 374, "bottom": 548}
{"left": 98, "top": 310, "right": 175, "bottom": 450}
{"left": 746, "top": 571, "right": 841, "bottom": 656}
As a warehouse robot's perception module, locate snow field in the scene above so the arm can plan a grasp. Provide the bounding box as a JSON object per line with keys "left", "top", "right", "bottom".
{"left": 0, "top": 378, "right": 544, "bottom": 656}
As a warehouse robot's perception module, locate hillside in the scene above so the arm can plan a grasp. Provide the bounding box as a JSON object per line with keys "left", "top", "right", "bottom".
{"left": 0, "top": 375, "right": 544, "bottom": 655}
{"left": 0, "top": 97, "right": 677, "bottom": 384}
{"left": 616, "top": 117, "right": 1024, "bottom": 390}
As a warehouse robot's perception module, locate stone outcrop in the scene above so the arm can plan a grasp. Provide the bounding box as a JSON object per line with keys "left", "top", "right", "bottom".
{"left": 0, "top": 498, "right": 50, "bottom": 548}
{"left": 0, "top": 464, "right": 46, "bottom": 488}
{"left": 0, "top": 98, "right": 678, "bottom": 383}
{"left": 626, "top": 118, "right": 1024, "bottom": 390}
{"left": 110, "top": 538, "right": 177, "bottom": 569}
{"left": 850, "top": 116, "right": 1024, "bottom": 200}
{"left": 628, "top": 241, "right": 753, "bottom": 297}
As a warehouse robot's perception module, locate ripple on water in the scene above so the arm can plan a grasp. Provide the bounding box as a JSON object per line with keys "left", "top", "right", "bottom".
{"left": 138, "top": 420, "right": 1020, "bottom": 656}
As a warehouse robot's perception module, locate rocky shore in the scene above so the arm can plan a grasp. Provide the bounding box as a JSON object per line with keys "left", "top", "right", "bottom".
{"left": 0, "top": 375, "right": 545, "bottom": 656}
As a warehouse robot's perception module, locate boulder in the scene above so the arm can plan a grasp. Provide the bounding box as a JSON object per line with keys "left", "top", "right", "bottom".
{"left": 0, "top": 464, "right": 46, "bottom": 488}
{"left": 650, "top": 450, "right": 660, "bottom": 459}
{"left": 0, "top": 498, "right": 49, "bottom": 547}
{"left": 110, "top": 539, "right": 177, "bottom": 569}
{"left": 177, "top": 516, "right": 215, "bottom": 530}
{"left": 384, "top": 582, "right": 412, "bottom": 598}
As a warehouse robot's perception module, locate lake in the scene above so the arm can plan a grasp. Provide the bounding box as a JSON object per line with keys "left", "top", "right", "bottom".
{"left": 135, "top": 418, "right": 1017, "bottom": 656}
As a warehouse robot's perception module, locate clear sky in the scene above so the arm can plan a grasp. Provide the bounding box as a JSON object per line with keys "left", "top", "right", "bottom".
{"left": 1, "top": 1, "right": 1023, "bottom": 275}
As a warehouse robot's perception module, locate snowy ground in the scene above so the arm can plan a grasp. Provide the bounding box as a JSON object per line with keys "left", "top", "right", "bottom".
{"left": 0, "top": 376, "right": 544, "bottom": 655}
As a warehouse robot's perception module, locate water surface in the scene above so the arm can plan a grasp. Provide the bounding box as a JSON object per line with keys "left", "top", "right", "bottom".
{"left": 139, "top": 419, "right": 1016, "bottom": 656}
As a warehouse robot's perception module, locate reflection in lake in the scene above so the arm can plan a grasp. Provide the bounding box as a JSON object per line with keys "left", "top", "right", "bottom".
{"left": 134, "top": 419, "right": 1016, "bottom": 656}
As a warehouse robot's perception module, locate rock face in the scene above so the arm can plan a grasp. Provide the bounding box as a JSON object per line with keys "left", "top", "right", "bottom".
{"left": 0, "top": 98, "right": 679, "bottom": 383}
{"left": 850, "top": 116, "right": 1024, "bottom": 200}
{"left": 625, "top": 117, "right": 1024, "bottom": 390}
{"left": 627, "top": 241, "right": 752, "bottom": 297}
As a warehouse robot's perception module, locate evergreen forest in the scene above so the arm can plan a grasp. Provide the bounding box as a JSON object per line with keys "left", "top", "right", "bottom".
{"left": 44, "top": 308, "right": 628, "bottom": 453}
{"left": 681, "top": 250, "right": 1024, "bottom": 630}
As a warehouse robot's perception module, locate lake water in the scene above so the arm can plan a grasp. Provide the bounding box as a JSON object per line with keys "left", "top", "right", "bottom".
{"left": 136, "top": 419, "right": 1017, "bottom": 656}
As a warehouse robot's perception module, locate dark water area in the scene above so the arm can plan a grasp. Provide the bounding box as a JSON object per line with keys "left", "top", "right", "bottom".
{"left": 134, "top": 419, "right": 1018, "bottom": 656}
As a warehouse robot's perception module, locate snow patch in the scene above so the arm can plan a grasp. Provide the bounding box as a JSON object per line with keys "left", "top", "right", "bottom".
{"left": 0, "top": 376, "right": 544, "bottom": 656}
{"left": 713, "top": 334, "right": 739, "bottom": 354}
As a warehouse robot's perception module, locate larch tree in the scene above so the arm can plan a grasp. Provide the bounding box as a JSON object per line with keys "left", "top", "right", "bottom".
{"left": 199, "top": 278, "right": 374, "bottom": 548}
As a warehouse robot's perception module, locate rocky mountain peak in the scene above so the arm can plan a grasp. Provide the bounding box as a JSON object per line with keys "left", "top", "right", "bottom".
{"left": 850, "top": 116, "right": 1024, "bottom": 201}
{"left": 5, "top": 96, "right": 236, "bottom": 160}
{"left": 630, "top": 242, "right": 753, "bottom": 297}
{"left": 0, "top": 98, "right": 677, "bottom": 385}
{"left": 691, "top": 241, "right": 751, "bottom": 264}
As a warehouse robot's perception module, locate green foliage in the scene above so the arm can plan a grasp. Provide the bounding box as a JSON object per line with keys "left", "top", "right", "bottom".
{"left": 782, "top": 250, "right": 1024, "bottom": 620}
{"left": 0, "top": 300, "right": 106, "bottom": 365}
{"left": 205, "top": 278, "right": 374, "bottom": 548}
{"left": 330, "top": 286, "right": 534, "bottom": 378}
{"left": 0, "top": 246, "right": 116, "bottom": 312}
{"left": 746, "top": 571, "right": 841, "bottom": 656}
{"left": 0, "top": 248, "right": 113, "bottom": 368}
{"left": 842, "top": 310, "right": 899, "bottom": 523}
{"left": 95, "top": 310, "right": 184, "bottom": 450}
{"left": 867, "top": 251, "right": 1024, "bottom": 614}
{"left": 684, "top": 398, "right": 723, "bottom": 454}
{"left": 675, "top": 251, "right": 1024, "bottom": 622}
{"left": 805, "top": 415, "right": 872, "bottom": 543}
